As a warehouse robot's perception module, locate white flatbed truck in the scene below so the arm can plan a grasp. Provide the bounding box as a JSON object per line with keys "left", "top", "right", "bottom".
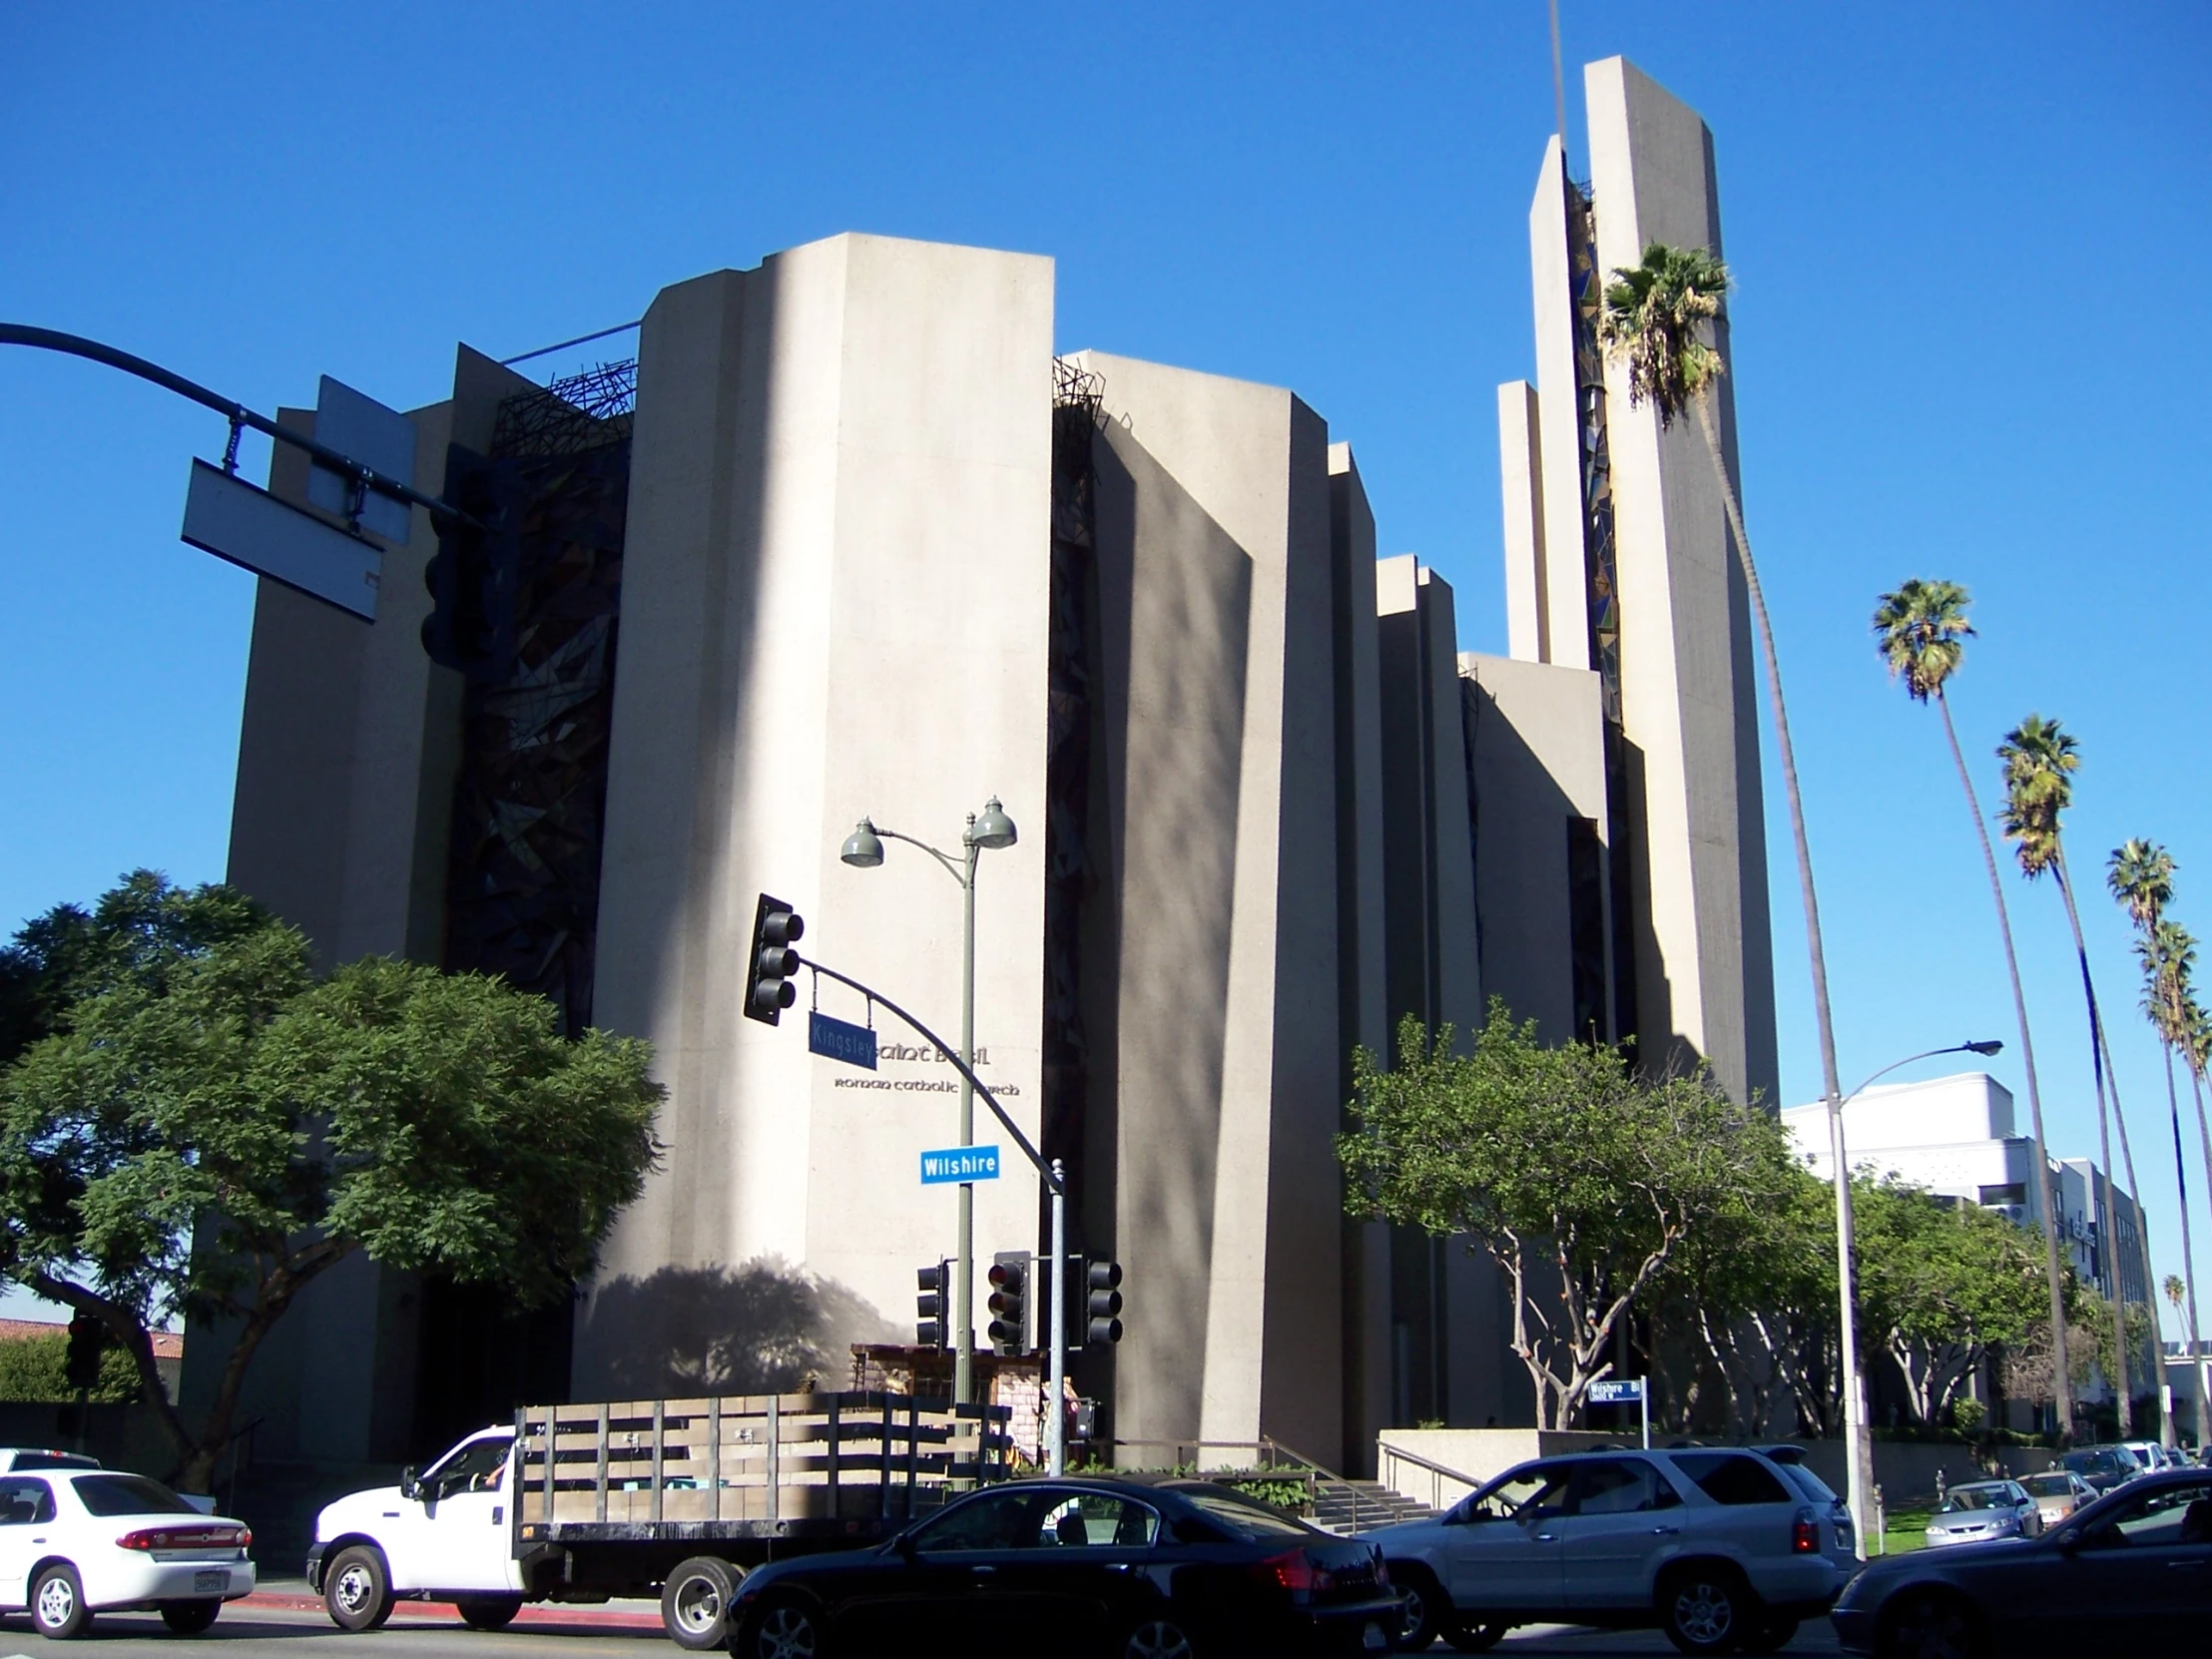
{"left": 305, "top": 1389, "right": 1010, "bottom": 1646}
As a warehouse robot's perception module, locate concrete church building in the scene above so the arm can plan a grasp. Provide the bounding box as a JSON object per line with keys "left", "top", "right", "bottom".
{"left": 191, "top": 56, "right": 1775, "bottom": 1477}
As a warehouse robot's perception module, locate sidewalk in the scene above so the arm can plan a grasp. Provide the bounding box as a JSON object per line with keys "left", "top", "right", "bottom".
{"left": 243, "top": 1580, "right": 663, "bottom": 1632}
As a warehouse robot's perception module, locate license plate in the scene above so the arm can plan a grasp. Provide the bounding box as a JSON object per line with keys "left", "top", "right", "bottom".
{"left": 193, "top": 1570, "right": 227, "bottom": 1594}
{"left": 1362, "top": 1622, "right": 1387, "bottom": 1652}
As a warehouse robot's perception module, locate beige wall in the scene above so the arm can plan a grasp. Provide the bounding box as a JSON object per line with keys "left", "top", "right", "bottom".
{"left": 575, "top": 234, "right": 1055, "bottom": 1396}
{"left": 1072, "top": 349, "right": 1347, "bottom": 1464}
{"left": 1460, "top": 653, "right": 1608, "bottom": 1046}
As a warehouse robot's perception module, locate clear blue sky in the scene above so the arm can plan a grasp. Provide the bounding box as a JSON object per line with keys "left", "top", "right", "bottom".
{"left": 5, "top": 3, "right": 2210, "bottom": 1345}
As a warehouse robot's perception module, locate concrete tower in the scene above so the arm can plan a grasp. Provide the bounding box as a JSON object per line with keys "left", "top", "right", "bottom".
{"left": 1495, "top": 56, "right": 1779, "bottom": 1106}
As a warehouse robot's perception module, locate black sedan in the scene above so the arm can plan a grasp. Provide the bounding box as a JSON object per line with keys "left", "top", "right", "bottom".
{"left": 725, "top": 1476, "right": 1402, "bottom": 1659}
{"left": 1831, "top": 1466, "right": 2212, "bottom": 1655}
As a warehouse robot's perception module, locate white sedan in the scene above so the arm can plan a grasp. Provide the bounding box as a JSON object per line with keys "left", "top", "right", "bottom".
{"left": 0, "top": 1467, "right": 256, "bottom": 1637}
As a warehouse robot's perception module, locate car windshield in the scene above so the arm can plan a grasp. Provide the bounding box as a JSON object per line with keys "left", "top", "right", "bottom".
{"left": 1938, "top": 1485, "right": 2011, "bottom": 1512}
{"left": 1457, "top": 1463, "right": 1573, "bottom": 1524}
{"left": 70, "top": 1473, "right": 198, "bottom": 1516}
{"left": 2021, "top": 1473, "right": 2074, "bottom": 1497}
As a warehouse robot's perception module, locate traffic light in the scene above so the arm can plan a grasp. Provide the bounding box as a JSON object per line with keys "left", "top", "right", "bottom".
{"left": 743, "top": 893, "right": 805, "bottom": 1025}
{"left": 987, "top": 1253, "right": 1030, "bottom": 1356}
{"left": 64, "top": 1316, "right": 103, "bottom": 1391}
{"left": 419, "top": 445, "right": 518, "bottom": 676}
{"left": 1085, "top": 1260, "right": 1124, "bottom": 1347}
{"left": 916, "top": 1261, "right": 949, "bottom": 1351}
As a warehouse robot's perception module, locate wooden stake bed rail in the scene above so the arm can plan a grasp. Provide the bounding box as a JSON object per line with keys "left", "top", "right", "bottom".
{"left": 512, "top": 1391, "right": 1012, "bottom": 1542}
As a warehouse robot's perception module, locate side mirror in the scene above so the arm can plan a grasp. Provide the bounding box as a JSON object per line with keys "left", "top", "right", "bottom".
{"left": 399, "top": 1465, "right": 421, "bottom": 1502}
{"left": 2051, "top": 1526, "right": 2080, "bottom": 1554}
{"left": 894, "top": 1532, "right": 918, "bottom": 1561}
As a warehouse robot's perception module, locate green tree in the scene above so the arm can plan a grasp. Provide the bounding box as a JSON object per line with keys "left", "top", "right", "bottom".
{"left": 1853, "top": 1179, "right": 2049, "bottom": 1427}
{"left": 2108, "top": 839, "right": 2206, "bottom": 1438}
{"left": 0, "top": 875, "right": 664, "bottom": 1490}
{"left": 1340, "top": 1002, "right": 1793, "bottom": 1427}
{"left": 1873, "top": 581, "right": 2086, "bottom": 1426}
{"left": 0, "top": 1331, "right": 142, "bottom": 1403}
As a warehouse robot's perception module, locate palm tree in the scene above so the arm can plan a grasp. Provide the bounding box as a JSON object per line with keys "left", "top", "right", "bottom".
{"left": 1600, "top": 245, "right": 1867, "bottom": 1499}
{"left": 1873, "top": 581, "right": 2084, "bottom": 1427}
{"left": 1993, "top": 715, "right": 2095, "bottom": 1435}
{"left": 2108, "top": 841, "right": 2205, "bottom": 1442}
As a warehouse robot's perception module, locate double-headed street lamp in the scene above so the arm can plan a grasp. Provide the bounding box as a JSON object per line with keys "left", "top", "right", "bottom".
{"left": 1826, "top": 1037, "right": 2002, "bottom": 1556}
{"left": 840, "top": 798, "right": 1018, "bottom": 1405}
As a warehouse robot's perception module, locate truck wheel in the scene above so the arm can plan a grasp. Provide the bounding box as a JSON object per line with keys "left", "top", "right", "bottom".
{"left": 1389, "top": 1562, "right": 1446, "bottom": 1650}
{"left": 31, "top": 1563, "right": 91, "bottom": 1639}
{"left": 662, "top": 1556, "right": 741, "bottom": 1649}
{"left": 1659, "top": 1565, "right": 1750, "bottom": 1655}
{"left": 456, "top": 1597, "right": 523, "bottom": 1631}
{"left": 324, "top": 1545, "right": 396, "bottom": 1632}
{"left": 159, "top": 1600, "right": 223, "bottom": 1635}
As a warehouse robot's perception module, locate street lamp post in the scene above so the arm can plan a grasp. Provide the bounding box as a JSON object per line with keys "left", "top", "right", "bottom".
{"left": 1828, "top": 1037, "right": 2002, "bottom": 1558}
{"left": 840, "top": 798, "right": 1018, "bottom": 1406}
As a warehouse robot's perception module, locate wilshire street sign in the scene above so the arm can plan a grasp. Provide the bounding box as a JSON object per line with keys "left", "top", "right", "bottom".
{"left": 1588, "top": 1377, "right": 1651, "bottom": 1448}
{"left": 920, "top": 1146, "right": 1001, "bottom": 1185}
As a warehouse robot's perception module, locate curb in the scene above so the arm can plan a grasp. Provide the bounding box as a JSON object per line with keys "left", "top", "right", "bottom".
{"left": 235, "top": 1593, "right": 662, "bottom": 1632}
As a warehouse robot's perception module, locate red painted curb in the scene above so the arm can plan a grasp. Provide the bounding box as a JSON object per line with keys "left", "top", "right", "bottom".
{"left": 234, "top": 1593, "right": 662, "bottom": 1632}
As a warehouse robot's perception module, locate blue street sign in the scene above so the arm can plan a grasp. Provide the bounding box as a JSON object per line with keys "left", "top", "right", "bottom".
{"left": 809, "top": 1010, "right": 877, "bottom": 1069}
{"left": 1587, "top": 1379, "right": 1645, "bottom": 1404}
{"left": 920, "top": 1145, "right": 1001, "bottom": 1185}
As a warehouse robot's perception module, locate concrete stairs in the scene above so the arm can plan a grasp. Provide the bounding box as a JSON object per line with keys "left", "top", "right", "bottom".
{"left": 1308, "top": 1477, "right": 1436, "bottom": 1535}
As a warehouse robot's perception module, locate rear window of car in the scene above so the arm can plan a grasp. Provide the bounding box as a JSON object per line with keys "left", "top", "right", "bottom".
{"left": 1668, "top": 1452, "right": 1793, "bottom": 1506}
{"left": 71, "top": 1474, "right": 198, "bottom": 1516}
{"left": 1174, "top": 1488, "right": 1312, "bottom": 1538}
{"left": 1776, "top": 1462, "right": 1839, "bottom": 1504}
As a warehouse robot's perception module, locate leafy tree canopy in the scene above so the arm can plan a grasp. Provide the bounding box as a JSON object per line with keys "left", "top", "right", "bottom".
{"left": 0, "top": 874, "right": 663, "bottom": 1488}
{"left": 1340, "top": 1001, "right": 1792, "bottom": 1426}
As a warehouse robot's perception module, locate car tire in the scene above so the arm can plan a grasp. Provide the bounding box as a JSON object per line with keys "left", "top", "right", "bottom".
{"left": 159, "top": 1600, "right": 223, "bottom": 1635}
{"left": 662, "top": 1555, "right": 741, "bottom": 1649}
{"left": 324, "top": 1544, "right": 397, "bottom": 1632}
{"left": 1391, "top": 1562, "right": 1447, "bottom": 1651}
{"left": 737, "top": 1595, "right": 828, "bottom": 1659}
{"left": 1658, "top": 1565, "right": 1750, "bottom": 1656}
{"left": 30, "top": 1563, "right": 92, "bottom": 1640}
{"left": 456, "top": 1597, "right": 524, "bottom": 1631}
{"left": 1120, "top": 1615, "right": 1199, "bottom": 1659}
{"left": 1441, "top": 1619, "right": 1510, "bottom": 1653}
{"left": 1876, "top": 1589, "right": 1984, "bottom": 1659}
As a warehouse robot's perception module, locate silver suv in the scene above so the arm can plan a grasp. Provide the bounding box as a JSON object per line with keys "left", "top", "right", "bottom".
{"left": 1364, "top": 1447, "right": 1855, "bottom": 1655}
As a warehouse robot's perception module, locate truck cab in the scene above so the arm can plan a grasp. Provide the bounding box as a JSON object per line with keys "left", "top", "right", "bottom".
{"left": 307, "top": 1427, "right": 523, "bottom": 1630}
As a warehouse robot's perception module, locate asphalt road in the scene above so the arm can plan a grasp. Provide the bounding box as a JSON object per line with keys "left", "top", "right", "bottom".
{"left": 0, "top": 1598, "right": 1845, "bottom": 1659}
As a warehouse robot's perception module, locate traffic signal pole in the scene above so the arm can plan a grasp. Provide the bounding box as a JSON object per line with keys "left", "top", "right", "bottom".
{"left": 791, "top": 948, "right": 1069, "bottom": 1462}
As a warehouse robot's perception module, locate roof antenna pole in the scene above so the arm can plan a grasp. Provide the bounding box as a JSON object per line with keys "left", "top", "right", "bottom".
{"left": 1547, "top": 0, "right": 1569, "bottom": 166}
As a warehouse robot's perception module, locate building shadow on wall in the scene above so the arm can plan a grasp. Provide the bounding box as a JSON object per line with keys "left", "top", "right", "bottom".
{"left": 583, "top": 1261, "right": 902, "bottom": 1398}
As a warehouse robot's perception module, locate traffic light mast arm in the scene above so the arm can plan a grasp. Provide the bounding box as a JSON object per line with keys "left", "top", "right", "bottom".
{"left": 800, "top": 954, "right": 1063, "bottom": 1198}
{"left": 0, "top": 323, "right": 477, "bottom": 527}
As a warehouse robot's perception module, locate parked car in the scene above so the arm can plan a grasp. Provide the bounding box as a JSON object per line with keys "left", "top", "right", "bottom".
{"left": 724, "top": 1476, "right": 1400, "bottom": 1659}
{"left": 1365, "top": 1447, "right": 1854, "bottom": 1655}
{"left": 1831, "top": 1466, "right": 2212, "bottom": 1652}
{"left": 2016, "top": 1469, "right": 2097, "bottom": 1529}
{"left": 2058, "top": 1443, "right": 2146, "bottom": 1493}
{"left": 0, "top": 1467, "right": 256, "bottom": 1637}
{"left": 1924, "top": 1480, "right": 2039, "bottom": 1547}
{"left": 2120, "top": 1439, "right": 2176, "bottom": 1472}
{"left": 0, "top": 1451, "right": 99, "bottom": 1474}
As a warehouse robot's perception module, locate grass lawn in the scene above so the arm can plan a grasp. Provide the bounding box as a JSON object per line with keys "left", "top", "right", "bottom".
{"left": 1875, "top": 1505, "right": 1934, "bottom": 1556}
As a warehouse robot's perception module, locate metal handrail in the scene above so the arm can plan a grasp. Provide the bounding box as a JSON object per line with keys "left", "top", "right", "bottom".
{"left": 1376, "top": 1440, "right": 1485, "bottom": 1513}
{"left": 1110, "top": 1436, "right": 1397, "bottom": 1532}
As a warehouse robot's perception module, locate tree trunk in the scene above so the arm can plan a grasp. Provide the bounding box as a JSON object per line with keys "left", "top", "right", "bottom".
{"left": 1936, "top": 690, "right": 2078, "bottom": 1434}
{"left": 1692, "top": 396, "right": 1867, "bottom": 1500}
{"left": 2159, "top": 1044, "right": 2207, "bottom": 1439}
{"left": 2096, "top": 1010, "right": 2175, "bottom": 1442}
